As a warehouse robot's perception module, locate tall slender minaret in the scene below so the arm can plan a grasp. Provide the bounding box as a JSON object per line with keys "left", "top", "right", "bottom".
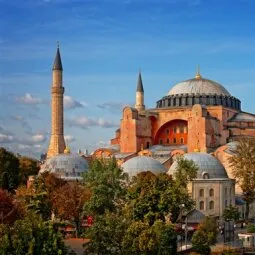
{"left": 135, "top": 70, "right": 145, "bottom": 111}
{"left": 47, "top": 44, "right": 66, "bottom": 157}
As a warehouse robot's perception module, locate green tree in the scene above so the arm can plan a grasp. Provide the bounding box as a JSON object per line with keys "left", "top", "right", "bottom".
{"left": 0, "top": 212, "right": 68, "bottom": 255}
{"left": 84, "top": 212, "right": 127, "bottom": 255}
{"left": 19, "top": 156, "right": 40, "bottom": 185}
{"left": 83, "top": 158, "right": 127, "bottom": 216}
{"left": 192, "top": 217, "right": 218, "bottom": 255}
{"left": 223, "top": 205, "right": 240, "bottom": 222}
{"left": 229, "top": 138, "right": 255, "bottom": 219}
{"left": 0, "top": 148, "right": 20, "bottom": 192}
{"left": 127, "top": 157, "right": 197, "bottom": 225}
{"left": 122, "top": 220, "right": 177, "bottom": 255}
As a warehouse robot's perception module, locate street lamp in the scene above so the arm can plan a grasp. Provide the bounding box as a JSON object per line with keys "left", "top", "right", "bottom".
{"left": 180, "top": 204, "right": 185, "bottom": 251}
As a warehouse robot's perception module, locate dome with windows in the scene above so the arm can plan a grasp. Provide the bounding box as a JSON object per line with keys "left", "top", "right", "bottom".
{"left": 156, "top": 72, "right": 241, "bottom": 111}
{"left": 122, "top": 156, "right": 167, "bottom": 177}
{"left": 168, "top": 152, "right": 228, "bottom": 179}
{"left": 40, "top": 153, "right": 88, "bottom": 180}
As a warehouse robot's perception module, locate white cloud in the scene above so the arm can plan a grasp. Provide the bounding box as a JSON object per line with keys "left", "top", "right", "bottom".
{"left": 0, "top": 133, "right": 14, "bottom": 143}
{"left": 16, "top": 93, "right": 44, "bottom": 105}
{"left": 64, "top": 135, "right": 76, "bottom": 143}
{"left": 97, "top": 101, "right": 129, "bottom": 113}
{"left": 64, "top": 95, "right": 87, "bottom": 110}
{"left": 31, "top": 134, "right": 46, "bottom": 143}
{"left": 67, "top": 116, "right": 118, "bottom": 129}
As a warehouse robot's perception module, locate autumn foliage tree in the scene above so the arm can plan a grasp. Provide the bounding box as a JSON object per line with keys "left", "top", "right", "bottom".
{"left": 229, "top": 138, "right": 255, "bottom": 219}
{"left": 52, "top": 182, "right": 91, "bottom": 234}
{"left": 18, "top": 156, "right": 40, "bottom": 185}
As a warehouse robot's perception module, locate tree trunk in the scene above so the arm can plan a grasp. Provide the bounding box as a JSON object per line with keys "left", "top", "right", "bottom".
{"left": 245, "top": 202, "right": 250, "bottom": 220}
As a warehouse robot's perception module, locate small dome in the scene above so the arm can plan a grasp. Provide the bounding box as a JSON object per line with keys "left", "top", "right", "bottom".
{"left": 168, "top": 152, "right": 228, "bottom": 179}
{"left": 40, "top": 154, "right": 88, "bottom": 180}
{"left": 122, "top": 156, "right": 166, "bottom": 177}
{"left": 167, "top": 77, "right": 231, "bottom": 96}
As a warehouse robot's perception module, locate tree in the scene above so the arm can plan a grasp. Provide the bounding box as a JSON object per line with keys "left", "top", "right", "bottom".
{"left": 83, "top": 158, "right": 127, "bottom": 216}
{"left": 0, "top": 148, "right": 20, "bottom": 192}
{"left": 122, "top": 220, "right": 177, "bottom": 255}
{"left": 0, "top": 212, "right": 68, "bottom": 255}
{"left": 15, "top": 173, "right": 67, "bottom": 220}
{"left": 18, "top": 156, "right": 40, "bottom": 185}
{"left": 192, "top": 217, "right": 218, "bottom": 255}
{"left": 52, "top": 182, "right": 91, "bottom": 235}
{"left": 223, "top": 205, "right": 240, "bottom": 222}
{"left": 229, "top": 138, "right": 255, "bottom": 219}
{"left": 0, "top": 189, "right": 22, "bottom": 224}
{"left": 127, "top": 157, "right": 197, "bottom": 225}
{"left": 84, "top": 212, "right": 127, "bottom": 255}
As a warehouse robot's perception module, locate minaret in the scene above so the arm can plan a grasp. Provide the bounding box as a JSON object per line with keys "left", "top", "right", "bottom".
{"left": 135, "top": 70, "right": 145, "bottom": 111}
{"left": 47, "top": 44, "right": 66, "bottom": 157}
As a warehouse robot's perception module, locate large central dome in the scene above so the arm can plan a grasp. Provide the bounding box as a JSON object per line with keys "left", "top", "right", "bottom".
{"left": 156, "top": 71, "right": 241, "bottom": 111}
{"left": 168, "top": 76, "right": 231, "bottom": 97}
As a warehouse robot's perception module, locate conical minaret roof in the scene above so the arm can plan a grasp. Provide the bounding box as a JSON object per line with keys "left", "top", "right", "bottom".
{"left": 136, "top": 71, "right": 144, "bottom": 92}
{"left": 52, "top": 45, "right": 63, "bottom": 71}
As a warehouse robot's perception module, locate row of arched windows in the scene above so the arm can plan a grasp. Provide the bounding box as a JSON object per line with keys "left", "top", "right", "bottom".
{"left": 165, "top": 126, "right": 187, "bottom": 134}
{"left": 199, "top": 188, "right": 214, "bottom": 197}
{"left": 159, "top": 138, "right": 185, "bottom": 145}
{"left": 199, "top": 201, "right": 214, "bottom": 210}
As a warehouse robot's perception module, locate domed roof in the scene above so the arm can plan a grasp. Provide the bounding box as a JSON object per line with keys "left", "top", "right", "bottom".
{"left": 168, "top": 152, "right": 228, "bottom": 179}
{"left": 40, "top": 153, "right": 88, "bottom": 180}
{"left": 122, "top": 156, "right": 167, "bottom": 177}
{"left": 167, "top": 76, "right": 231, "bottom": 97}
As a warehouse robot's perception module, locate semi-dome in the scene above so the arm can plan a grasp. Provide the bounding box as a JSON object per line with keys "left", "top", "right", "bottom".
{"left": 122, "top": 156, "right": 166, "bottom": 177}
{"left": 40, "top": 153, "right": 88, "bottom": 180}
{"left": 167, "top": 77, "right": 231, "bottom": 97}
{"left": 168, "top": 152, "right": 228, "bottom": 179}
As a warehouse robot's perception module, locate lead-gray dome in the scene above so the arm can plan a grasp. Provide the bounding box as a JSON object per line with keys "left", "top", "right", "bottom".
{"left": 122, "top": 156, "right": 167, "bottom": 177}
{"left": 40, "top": 154, "right": 88, "bottom": 180}
{"left": 168, "top": 77, "right": 231, "bottom": 96}
{"left": 168, "top": 152, "right": 228, "bottom": 179}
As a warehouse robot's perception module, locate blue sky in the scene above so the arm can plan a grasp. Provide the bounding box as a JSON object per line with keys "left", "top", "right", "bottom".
{"left": 1, "top": 0, "right": 255, "bottom": 158}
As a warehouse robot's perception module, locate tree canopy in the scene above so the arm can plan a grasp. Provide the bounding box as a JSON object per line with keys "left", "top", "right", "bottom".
{"left": 0, "top": 213, "right": 68, "bottom": 255}
{"left": 0, "top": 148, "right": 20, "bottom": 192}
{"left": 229, "top": 138, "right": 255, "bottom": 219}
{"left": 192, "top": 217, "right": 218, "bottom": 255}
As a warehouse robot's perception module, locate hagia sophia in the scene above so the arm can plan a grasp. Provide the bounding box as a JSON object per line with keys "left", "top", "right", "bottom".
{"left": 41, "top": 46, "right": 255, "bottom": 220}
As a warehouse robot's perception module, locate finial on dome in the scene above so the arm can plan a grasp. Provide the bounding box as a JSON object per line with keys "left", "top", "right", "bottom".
{"left": 64, "top": 145, "right": 71, "bottom": 154}
{"left": 195, "top": 65, "right": 201, "bottom": 79}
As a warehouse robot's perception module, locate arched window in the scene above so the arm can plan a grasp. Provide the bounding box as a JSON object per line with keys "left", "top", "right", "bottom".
{"left": 173, "top": 138, "right": 177, "bottom": 144}
{"left": 166, "top": 129, "right": 169, "bottom": 134}
{"left": 166, "top": 138, "right": 169, "bottom": 144}
{"left": 180, "top": 125, "right": 184, "bottom": 133}
{"left": 209, "top": 201, "right": 214, "bottom": 210}
{"left": 209, "top": 188, "right": 214, "bottom": 197}
{"left": 199, "top": 189, "right": 204, "bottom": 197}
{"left": 180, "top": 138, "right": 184, "bottom": 144}
{"left": 199, "top": 201, "right": 204, "bottom": 210}
{"left": 173, "top": 127, "right": 177, "bottom": 133}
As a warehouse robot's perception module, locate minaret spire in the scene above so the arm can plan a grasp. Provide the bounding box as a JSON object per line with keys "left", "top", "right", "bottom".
{"left": 52, "top": 41, "right": 63, "bottom": 71}
{"left": 135, "top": 69, "right": 145, "bottom": 111}
{"left": 47, "top": 45, "right": 66, "bottom": 157}
{"left": 136, "top": 69, "right": 144, "bottom": 92}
